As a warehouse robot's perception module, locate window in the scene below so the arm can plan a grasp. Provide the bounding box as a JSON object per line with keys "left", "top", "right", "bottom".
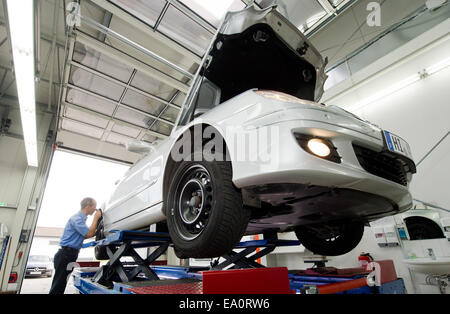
{"left": 178, "top": 77, "right": 221, "bottom": 125}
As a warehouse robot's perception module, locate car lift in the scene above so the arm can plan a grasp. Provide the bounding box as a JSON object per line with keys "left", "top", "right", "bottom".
{"left": 72, "top": 230, "right": 406, "bottom": 294}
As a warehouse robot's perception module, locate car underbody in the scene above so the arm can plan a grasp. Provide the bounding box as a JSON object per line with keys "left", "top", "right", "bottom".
{"left": 243, "top": 184, "right": 398, "bottom": 235}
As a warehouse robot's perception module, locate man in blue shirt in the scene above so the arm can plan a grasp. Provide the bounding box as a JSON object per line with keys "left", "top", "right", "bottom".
{"left": 49, "top": 197, "right": 102, "bottom": 294}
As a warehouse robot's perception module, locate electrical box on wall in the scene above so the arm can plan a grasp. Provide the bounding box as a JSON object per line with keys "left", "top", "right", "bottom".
{"left": 397, "top": 226, "right": 409, "bottom": 240}
{"left": 441, "top": 217, "right": 450, "bottom": 241}
{"left": 372, "top": 225, "right": 401, "bottom": 247}
{"left": 19, "top": 230, "right": 31, "bottom": 243}
{"left": 372, "top": 227, "right": 388, "bottom": 247}
{"left": 384, "top": 225, "right": 400, "bottom": 247}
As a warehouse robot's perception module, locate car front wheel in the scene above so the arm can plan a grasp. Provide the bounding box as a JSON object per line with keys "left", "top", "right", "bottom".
{"left": 166, "top": 155, "right": 250, "bottom": 258}
{"left": 94, "top": 220, "right": 109, "bottom": 260}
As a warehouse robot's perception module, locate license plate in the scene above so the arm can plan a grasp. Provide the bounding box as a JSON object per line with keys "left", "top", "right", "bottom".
{"left": 383, "top": 131, "right": 413, "bottom": 160}
{"left": 30, "top": 271, "right": 41, "bottom": 275}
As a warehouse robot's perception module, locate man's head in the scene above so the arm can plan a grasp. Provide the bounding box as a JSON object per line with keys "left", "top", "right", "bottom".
{"left": 80, "top": 197, "right": 97, "bottom": 215}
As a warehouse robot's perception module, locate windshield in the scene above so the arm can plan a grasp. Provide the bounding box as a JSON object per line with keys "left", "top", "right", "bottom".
{"left": 29, "top": 255, "right": 50, "bottom": 262}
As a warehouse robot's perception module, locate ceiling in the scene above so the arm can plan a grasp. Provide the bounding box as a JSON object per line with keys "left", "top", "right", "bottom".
{"left": 0, "top": 0, "right": 431, "bottom": 164}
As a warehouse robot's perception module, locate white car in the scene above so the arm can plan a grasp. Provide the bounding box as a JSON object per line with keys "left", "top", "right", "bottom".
{"left": 96, "top": 5, "right": 416, "bottom": 259}
{"left": 25, "top": 255, "right": 54, "bottom": 278}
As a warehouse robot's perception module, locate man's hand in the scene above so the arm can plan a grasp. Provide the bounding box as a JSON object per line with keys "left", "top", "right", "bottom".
{"left": 94, "top": 209, "right": 102, "bottom": 221}
{"left": 85, "top": 210, "right": 102, "bottom": 239}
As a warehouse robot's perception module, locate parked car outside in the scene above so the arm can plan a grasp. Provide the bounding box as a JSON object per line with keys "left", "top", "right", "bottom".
{"left": 25, "top": 255, "right": 53, "bottom": 278}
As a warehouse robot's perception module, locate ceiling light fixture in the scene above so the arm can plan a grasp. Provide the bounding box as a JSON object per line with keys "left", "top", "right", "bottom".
{"left": 345, "top": 58, "right": 450, "bottom": 113}
{"left": 6, "top": 0, "right": 38, "bottom": 167}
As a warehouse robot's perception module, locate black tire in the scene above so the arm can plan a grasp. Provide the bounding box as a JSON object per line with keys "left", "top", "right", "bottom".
{"left": 295, "top": 221, "right": 365, "bottom": 256}
{"left": 94, "top": 220, "right": 109, "bottom": 260}
{"left": 166, "top": 153, "right": 250, "bottom": 258}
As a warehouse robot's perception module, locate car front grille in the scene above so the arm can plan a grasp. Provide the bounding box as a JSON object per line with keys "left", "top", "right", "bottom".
{"left": 353, "top": 144, "right": 409, "bottom": 186}
{"left": 26, "top": 267, "right": 46, "bottom": 271}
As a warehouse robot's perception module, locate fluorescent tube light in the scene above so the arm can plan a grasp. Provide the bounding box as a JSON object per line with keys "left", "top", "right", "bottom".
{"left": 347, "top": 73, "right": 421, "bottom": 112}
{"left": 6, "top": 0, "right": 38, "bottom": 167}
{"left": 345, "top": 58, "right": 450, "bottom": 113}
{"left": 426, "top": 56, "right": 450, "bottom": 75}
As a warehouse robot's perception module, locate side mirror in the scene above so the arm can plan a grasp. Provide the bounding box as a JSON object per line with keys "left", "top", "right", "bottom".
{"left": 193, "top": 108, "right": 209, "bottom": 119}
{"left": 126, "top": 140, "right": 155, "bottom": 154}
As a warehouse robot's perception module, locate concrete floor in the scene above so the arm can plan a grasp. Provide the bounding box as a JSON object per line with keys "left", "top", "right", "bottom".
{"left": 20, "top": 275, "right": 78, "bottom": 294}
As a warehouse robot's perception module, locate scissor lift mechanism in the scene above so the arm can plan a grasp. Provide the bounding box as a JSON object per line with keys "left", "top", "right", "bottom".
{"left": 81, "top": 230, "right": 299, "bottom": 288}
{"left": 82, "top": 230, "right": 172, "bottom": 288}
{"left": 74, "top": 230, "right": 406, "bottom": 294}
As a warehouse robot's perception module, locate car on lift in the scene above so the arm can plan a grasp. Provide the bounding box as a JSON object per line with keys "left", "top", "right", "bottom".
{"left": 95, "top": 5, "right": 416, "bottom": 259}
{"left": 25, "top": 255, "right": 53, "bottom": 278}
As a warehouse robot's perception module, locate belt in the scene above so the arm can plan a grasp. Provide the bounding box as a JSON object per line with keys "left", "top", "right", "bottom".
{"left": 61, "top": 246, "right": 79, "bottom": 253}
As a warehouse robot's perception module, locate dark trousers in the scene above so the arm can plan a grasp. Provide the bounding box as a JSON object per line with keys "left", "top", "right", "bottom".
{"left": 49, "top": 247, "right": 79, "bottom": 294}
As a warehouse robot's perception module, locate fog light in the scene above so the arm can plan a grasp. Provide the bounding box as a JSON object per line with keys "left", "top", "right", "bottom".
{"left": 294, "top": 133, "right": 341, "bottom": 163}
{"left": 307, "top": 139, "right": 331, "bottom": 157}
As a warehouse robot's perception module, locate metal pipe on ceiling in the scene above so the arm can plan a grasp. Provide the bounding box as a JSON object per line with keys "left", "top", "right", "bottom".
{"left": 74, "top": 31, "right": 190, "bottom": 93}
{"left": 62, "top": 100, "right": 167, "bottom": 140}
{"left": 100, "top": 69, "right": 138, "bottom": 142}
{"left": 153, "top": 1, "right": 171, "bottom": 32}
{"left": 79, "top": 14, "right": 194, "bottom": 80}
{"left": 147, "top": 90, "right": 180, "bottom": 133}
{"left": 65, "top": 83, "right": 175, "bottom": 127}
{"left": 89, "top": 0, "right": 202, "bottom": 65}
{"left": 69, "top": 60, "right": 181, "bottom": 111}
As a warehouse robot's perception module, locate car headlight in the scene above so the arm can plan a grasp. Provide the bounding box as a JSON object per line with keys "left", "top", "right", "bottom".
{"left": 255, "top": 90, "right": 324, "bottom": 107}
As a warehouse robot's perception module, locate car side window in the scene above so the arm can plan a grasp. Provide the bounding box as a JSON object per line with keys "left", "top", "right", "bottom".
{"left": 178, "top": 77, "right": 221, "bottom": 126}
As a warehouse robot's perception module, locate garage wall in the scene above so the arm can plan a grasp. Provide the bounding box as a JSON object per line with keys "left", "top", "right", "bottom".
{"left": 0, "top": 136, "right": 27, "bottom": 206}
{"left": 0, "top": 104, "right": 55, "bottom": 291}
{"left": 0, "top": 108, "right": 53, "bottom": 207}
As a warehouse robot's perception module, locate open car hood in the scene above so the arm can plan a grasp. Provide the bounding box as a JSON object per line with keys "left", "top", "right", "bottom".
{"left": 203, "top": 5, "right": 328, "bottom": 103}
